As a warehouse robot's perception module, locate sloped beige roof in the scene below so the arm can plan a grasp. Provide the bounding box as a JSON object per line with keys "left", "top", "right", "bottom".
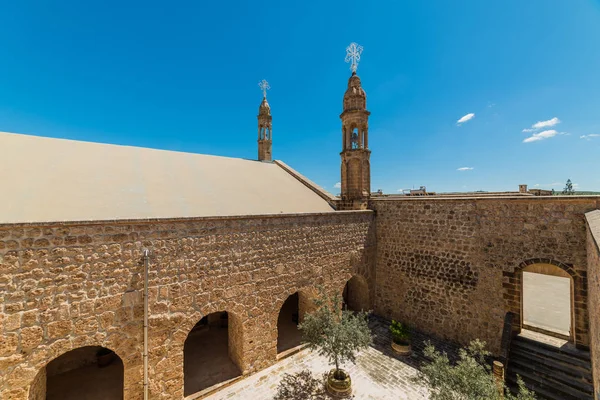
{"left": 0, "top": 131, "right": 334, "bottom": 224}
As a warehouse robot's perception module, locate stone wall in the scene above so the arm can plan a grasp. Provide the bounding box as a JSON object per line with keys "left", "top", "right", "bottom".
{"left": 370, "top": 196, "right": 600, "bottom": 354}
{"left": 585, "top": 210, "right": 600, "bottom": 398}
{"left": 0, "top": 211, "right": 375, "bottom": 400}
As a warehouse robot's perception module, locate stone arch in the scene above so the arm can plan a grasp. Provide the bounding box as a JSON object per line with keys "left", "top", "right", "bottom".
{"left": 273, "top": 288, "right": 317, "bottom": 357}
{"left": 22, "top": 329, "right": 138, "bottom": 400}
{"left": 29, "top": 345, "right": 125, "bottom": 400}
{"left": 182, "top": 310, "right": 243, "bottom": 397}
{"left": 342, "top": 274, "right": 370, "bottom": 312}
{"left": 503, "top": 258, "right": 588, "bottom": 347}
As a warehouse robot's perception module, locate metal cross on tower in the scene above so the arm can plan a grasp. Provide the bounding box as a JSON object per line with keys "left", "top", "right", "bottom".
{"left": 258, "top": 79, "right": 270, "bottom": 98}
{"left": 345, "top": 42, "right": 363, "bottom": 73}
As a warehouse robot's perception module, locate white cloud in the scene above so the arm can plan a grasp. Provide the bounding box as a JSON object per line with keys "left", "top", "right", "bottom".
{"left": 333, "top": 182, "right": 341, "bottom": 189}
{"left": 532, "top": 117, "right": 560, "bottom": 129}
{"left": 457, "top": 113, "right": 475, "bottom": 125}
{"left": 523, "top": 129, "right": 564, "bottom": 143}
{"left": 580, "top": 134, "right": 600, "bottom": 140}
{"left": 522, "top": 117, "right": 561, "bottom": 133}
{"left": 457, "top": 167, "right": 474, "bottom": 171}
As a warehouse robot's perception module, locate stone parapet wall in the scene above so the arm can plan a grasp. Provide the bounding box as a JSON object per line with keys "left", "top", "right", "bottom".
{"left": 370, "top": 196, "right": 600, "bottom": 354}
{"left": 585, "top": 210, "right": 600, "bottom": 398}
{"left": 0, "top": 211, "right": 375, "bottom": 399}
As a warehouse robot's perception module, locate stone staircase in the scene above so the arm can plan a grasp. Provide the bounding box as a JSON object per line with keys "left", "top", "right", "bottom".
{"left": 506, "top": 330, "right": 594, "bottom": 400}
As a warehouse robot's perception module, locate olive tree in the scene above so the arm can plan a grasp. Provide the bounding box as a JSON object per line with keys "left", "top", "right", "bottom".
{"left": 298, "top": 290, "right": 372, "bottom": 379}
{"left": 413, "top": 339, "right": 536, "bottom": 400}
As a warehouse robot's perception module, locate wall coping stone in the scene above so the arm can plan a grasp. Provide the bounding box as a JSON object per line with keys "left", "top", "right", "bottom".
{"left": 371, "top": 195, "right": 600, "bottom": 202}
{"left": 0, "top": 209, "right": 373, "bottom": 229}
{"left": 585, "top": 210, "right": 600, "bottom": 253}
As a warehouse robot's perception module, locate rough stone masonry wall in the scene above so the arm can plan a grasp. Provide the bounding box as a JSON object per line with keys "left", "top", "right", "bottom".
{"left": 370, "top": 196, "right": 600, "bottom": 354}
{"left": 585, "top": 210, "right": 600, "bottom": 398}
{"left": 0, "top": 211, "right": 375, "bottom": 400}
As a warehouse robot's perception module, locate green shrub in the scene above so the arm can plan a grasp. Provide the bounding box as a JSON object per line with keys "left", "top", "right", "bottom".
{"left": 412, "top": 339, "right": 536, "bottom": 400}
{"left": 389, "top": 320, "right": 410, "bottom": 344}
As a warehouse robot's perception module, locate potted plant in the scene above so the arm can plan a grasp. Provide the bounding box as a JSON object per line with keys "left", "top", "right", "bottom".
{"left": 299, "top": 289, "right": 372, "bottom": 398}
{"left": 96, "top": 347, "right": 116, "bottom": 367}
{"left": 390, "top": 320, "right": 411, "bottom": 356}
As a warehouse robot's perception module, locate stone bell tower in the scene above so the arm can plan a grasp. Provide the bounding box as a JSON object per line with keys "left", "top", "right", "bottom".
{"left": 340, "top": 43, "right": 370, "bottom": 210}
{"left": 257, "top": 79, "right": 272, "bottom": 162}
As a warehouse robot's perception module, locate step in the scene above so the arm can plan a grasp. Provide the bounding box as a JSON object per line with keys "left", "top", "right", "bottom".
{"left": 507, "top": 365, "right": 594, "bottom": 400}
{"left": 509, "top": 346, "right": 592, "bottom": 379}
{"left": 509, "top": 355, "right": 593, "bottom": 393}
{"left": 511, "top": 339, "right": 591, "bottom": 369}
{"left": 506, "top": 375, "right": 579, "bottom": 400}
{"left": 509, "top": 351, "right": 592, "bottom": 383}
{"left": 513, "top": 335, "right": 590, "bottom": 362}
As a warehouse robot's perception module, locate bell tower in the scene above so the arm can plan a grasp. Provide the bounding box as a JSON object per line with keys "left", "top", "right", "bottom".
{"left": 257, "top": 79, "right": 272, "bottom": 162}
{"left": 340, "top": 43, "right": 370, "bottom": 210}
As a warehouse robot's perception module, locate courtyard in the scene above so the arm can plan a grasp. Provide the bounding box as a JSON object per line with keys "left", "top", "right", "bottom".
{"left": 202, "top": 316, "right": 458, "bottom": 400}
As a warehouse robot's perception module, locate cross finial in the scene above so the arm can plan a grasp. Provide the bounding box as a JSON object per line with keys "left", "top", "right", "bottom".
{"left": 345, "top": 42, "right": 363, "bottom": 73}
{"left": 258, "top": 79, "right": 270, "bottom": 98}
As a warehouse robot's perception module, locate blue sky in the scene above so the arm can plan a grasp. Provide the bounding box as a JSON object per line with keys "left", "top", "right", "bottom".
{"left": 1, "top": 0, "right": 599, "bottom": 194}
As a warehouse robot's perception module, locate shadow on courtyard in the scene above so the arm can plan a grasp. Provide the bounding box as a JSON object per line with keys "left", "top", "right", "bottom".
{"left": 366, "top": 314, "right": 461, "bottom": 371}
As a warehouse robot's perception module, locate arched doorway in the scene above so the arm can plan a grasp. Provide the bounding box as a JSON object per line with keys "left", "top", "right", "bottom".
{"left": 521, "top": 263, "right": 573, "bottom": 339}
{"left": 277, "top": 293, "right": 301, "bottom": 354}
{"left": 31, "top": 346, "right": 124, "bottom": 400}
{"left": 183, "top": 311, "right": 242, "bottom": 397}
{"left": 343, "top": 275, "right": 370, "bottom": 312}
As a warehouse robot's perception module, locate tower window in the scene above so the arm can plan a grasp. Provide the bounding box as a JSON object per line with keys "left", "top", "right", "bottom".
{"left": 351, "top": 128, "right": 360, "bottom": 149}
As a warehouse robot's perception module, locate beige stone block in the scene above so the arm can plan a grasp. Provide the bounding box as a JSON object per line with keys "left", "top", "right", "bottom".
{"left": 1, "top": 387, "right": 27, "bottom": 399}
{"left": 5, "top": 313, "right": 21, "bottom": 331}
{"left": 0, "top": 353, "right": 24, "bottom": 370}
{"left": 21, "top": 310, "right": 38, "bottom": 327}
{"left": 73, "top": 316, "right": 98, "bottom": 334}
{"left": 20, "top": 326, "right": 43, "bottom": 350}
{"left": 0, "top": 333, "right": 19, "bottom": 356}
{"left": 47, "top": 320, "right": 73, "bottom": 339}
{"left": 95, "top": 295, "right": 121, "bottom": 313}
{"left": 98, "top": 311, "right": 116, "bottom": 330}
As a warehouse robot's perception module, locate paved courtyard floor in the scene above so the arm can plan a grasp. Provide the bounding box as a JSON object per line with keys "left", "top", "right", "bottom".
{"left": 204, "top": 317, "right": 460, "bottom": 400}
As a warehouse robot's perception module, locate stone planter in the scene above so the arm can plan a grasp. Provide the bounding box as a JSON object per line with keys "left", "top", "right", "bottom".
{"left": 391, "top": 340, "right": 411, "bottom": 356}
{"left": 325, "top": 368, "right": 352, "bottom": 398}
{"left": 97, "top": 349, "right": 115, "bottom": 368}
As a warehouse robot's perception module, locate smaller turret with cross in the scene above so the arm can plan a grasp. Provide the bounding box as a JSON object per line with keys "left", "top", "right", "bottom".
{"left": 257, "top": 79, "right": 272, "bottom": 162}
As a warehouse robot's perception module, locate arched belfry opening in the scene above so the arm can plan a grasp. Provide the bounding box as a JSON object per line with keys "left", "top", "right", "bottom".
{"left": 183, "top": 311, "right": 242, "bottom": 396}
{"left": 31, "top": 346, "right": 124, "bottom": 400}
{"left": 343, "top": 275, "right": 370, "bottom": 312}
